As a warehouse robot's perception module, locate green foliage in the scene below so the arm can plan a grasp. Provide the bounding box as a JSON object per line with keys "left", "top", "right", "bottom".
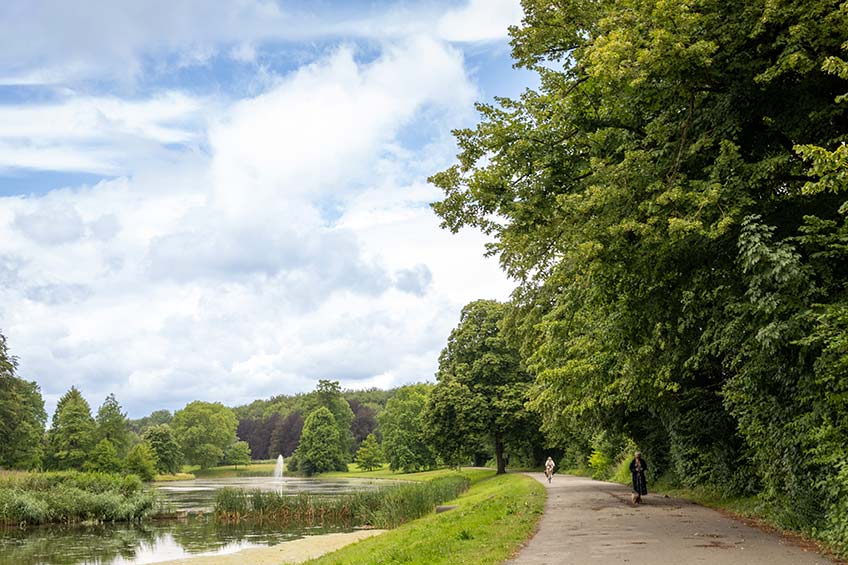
{"left": 302, "top": 380, "right": 356, "bottom": 458}
{"left": 294, "top": 407, "right": 348, "bottom": 476}
{"left": 0, "top": 333, "right": 47, "bottom": 470}
{"left": 425, "top": 301, "right": 538, "bottom": 474}
{"left": 355, "top": 433, "right": 383, "bottom": 471}
{"left": 94, "top": 393, "right": 130, "bottom": 458}
{"left": 46, "top": 387, "right": 96, "bottom": 471}
{"left": 224, "top": 441, "right": 252, "bottom": 468}
{"left": 0, "top": 470, "right": 155, "bottom": 526}
{"left": 141, "top": 424, "right": 182, "bottom": 474}
{"left": 305, "top": 473, "right": 544, "bottom": 565}
{"left": 379, "top": 384, "right": 436, "bottom": 473}
{"left": 430, "top": 0, "right": 848, "bottom": 555}
{"left": 85, "top": 439, "right": 122, "bottom": 474}
{"left": 214, "top": 474, "right": 470, "bottom": 529}
{"left": 172, "top": 401, "right": 238, "bottom": 469}
{"left": 124, "top": 442, "right": 158, "bottom": 481}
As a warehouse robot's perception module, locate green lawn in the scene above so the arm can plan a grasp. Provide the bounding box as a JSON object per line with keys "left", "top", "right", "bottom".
{"left": 321, "top": 465, "right": 494, "bottom": 484}
{"left": 303, "top": 472, "right": 545, "bottom": 565}
{"left": 183, "top": 461, "right": 278, "bottom": 478}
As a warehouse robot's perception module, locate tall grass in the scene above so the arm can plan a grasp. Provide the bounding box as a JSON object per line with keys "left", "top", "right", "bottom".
{"left": 214, "top": 475, "right": 470, "bottom": 529}
{"left": 0, "top": 471, "right": 158, "bottom": 526}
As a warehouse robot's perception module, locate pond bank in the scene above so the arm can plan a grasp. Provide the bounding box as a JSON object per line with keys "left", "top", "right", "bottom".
{"left": 152, "top": 530, "right": 386, "bottom": 564}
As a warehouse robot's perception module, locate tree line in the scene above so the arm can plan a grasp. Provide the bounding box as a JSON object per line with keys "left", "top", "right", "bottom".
{"left": 429, "top": 0, "right": 848, "bottom": 554}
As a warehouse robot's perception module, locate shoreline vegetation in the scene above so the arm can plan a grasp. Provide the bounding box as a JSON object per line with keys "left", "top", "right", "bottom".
{"left": 0, "top": 470, "right": 159, "bottom": 526}
{"left": 303, "top": 471, "right": 545, "bottom": 565}
{"left": 214, "top": 474, "right": 471, "bottom": 529}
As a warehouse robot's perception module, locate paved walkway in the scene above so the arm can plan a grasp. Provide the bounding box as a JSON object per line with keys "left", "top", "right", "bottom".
{"left": 506, "top": 473, "right": 834, "bottom": 564}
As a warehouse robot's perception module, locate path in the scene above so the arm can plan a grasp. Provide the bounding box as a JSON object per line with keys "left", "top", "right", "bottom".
{"left": 506, "top": 473, "right": 834, "bottom": 564}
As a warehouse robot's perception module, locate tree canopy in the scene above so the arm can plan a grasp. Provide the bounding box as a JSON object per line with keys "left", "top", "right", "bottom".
{"left": 294, "top": 406, "right": 348, "bottom": 476}
{"left": 431, "top": 0, "right": 848, "bottom": 551}
{"left": 0, "top": 332, "right": 46, "bottom": 470}
{"left": 171, "top": 401, "right": 238, "bottom": 469}
{"left": 425, "top": 300, "right": 536, "bottom": 474}
{"left": 379, "top": 384, "right": 436, "bottom": 473}
{"left": 46, "top": 387, "right": 96, "bottom": 470}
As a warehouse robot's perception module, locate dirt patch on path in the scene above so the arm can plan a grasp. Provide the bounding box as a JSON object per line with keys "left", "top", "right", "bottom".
{"left": 153, "top": 529, "right": 386, "bottom": 565}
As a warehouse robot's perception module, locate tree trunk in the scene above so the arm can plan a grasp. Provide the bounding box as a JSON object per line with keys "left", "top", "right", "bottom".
{"left": 495, "top": 436, "right": 506, "bottom": 475}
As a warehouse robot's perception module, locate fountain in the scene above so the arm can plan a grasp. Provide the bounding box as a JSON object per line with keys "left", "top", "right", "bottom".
{"left": 274, "top": 454, "right": 284, "bottom": 479}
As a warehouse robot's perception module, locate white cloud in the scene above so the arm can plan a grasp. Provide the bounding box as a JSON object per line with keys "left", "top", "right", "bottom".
{"left": 0, "top": 92, "right": 211, "bottom": 174}
{"left": 437, "top": 0, "right": 523, "bottom": 42}
{"left": 0, "top": 36, "right": 513, "bottom": 418}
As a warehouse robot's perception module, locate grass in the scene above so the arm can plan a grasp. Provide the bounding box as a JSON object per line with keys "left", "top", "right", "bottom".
{"left": 303, "top": 472, "right": 545, "bottom": 565}
{"left": 184, "top": 462, "right": 278, "bottom": 478}
{"left": 153, "top": 472, "right": 196, "bottom": 482}
{"left": 321, "top": 465, "right": 494, "bottom": 484}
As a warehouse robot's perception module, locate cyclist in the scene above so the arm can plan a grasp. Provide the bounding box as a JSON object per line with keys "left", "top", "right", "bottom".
{"left": 544, "top": 456, "right": 556, "bottom": 483}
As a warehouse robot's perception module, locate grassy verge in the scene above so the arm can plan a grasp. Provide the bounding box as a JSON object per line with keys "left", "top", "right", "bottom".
{"left": 303, "top": 472, "right": 545, "bottom": 565}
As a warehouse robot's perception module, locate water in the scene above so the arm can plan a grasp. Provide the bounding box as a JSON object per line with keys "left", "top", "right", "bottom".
{"left": 0, "top": 476, "right": 387, "bottom": 565}
{"left": 274, "top": 455, "right": 284, "bottom": 479}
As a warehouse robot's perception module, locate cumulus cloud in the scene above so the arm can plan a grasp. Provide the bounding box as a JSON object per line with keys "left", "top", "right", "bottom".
{"left": 0, "top": 34, "right": 514, "bottom": 417}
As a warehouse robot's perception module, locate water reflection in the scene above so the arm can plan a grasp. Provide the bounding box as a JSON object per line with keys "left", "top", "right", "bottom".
{"left": 0, "top": 476, "right": 388, "bottom": 565}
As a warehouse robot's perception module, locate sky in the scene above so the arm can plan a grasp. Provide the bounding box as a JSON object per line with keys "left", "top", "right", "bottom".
{"left": 0, "top": 0, "right": 535, "bottom": 418}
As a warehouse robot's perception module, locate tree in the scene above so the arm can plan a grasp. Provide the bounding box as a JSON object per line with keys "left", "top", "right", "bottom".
{"left": 0, "top": 333, "right": 46, "bottom": 469}
{"left": 426, "top": 301, "right": 536, "bottom": 474}
{"left": 142, "top": 424, "right": 182, "bottom": 474}
{"left": 268, "top": 411, "right": 303, "bottom": 458}
{"left": 349, "top": 399, "right": 379, "bottom": 450}
{"left": 430, "top": 0, "right": 848, "bottom": 549}
{"left": 293, "top": 407, "right": 347, "bottom": 476}
{"left": 171, "top": 401, "right": 237, "bottom": 469}
{"left": 86, "top": 439, "right": 122, "bottom": 474}
{"left": 354, "top": 433, "right": 383, "bottom": 471}
{"left": 125, "top": 442, "right": 158, "bottom": 481}
{"left": 129, "top": 409, "right": 172, "bottom": 434}
{"left": 225, "top": 441, "right": 252, "bottom": 468}
{"left": 46, "top": 386, "right": 96, "bottom": 470}
{"left": 379, "top": 384, "right": 436, "bottom": 473}
{"left": 95, "top": 393, "right": 130, "bottom": 458}
{"left": 302, "top": 380, "right": 355, "bottom": 458}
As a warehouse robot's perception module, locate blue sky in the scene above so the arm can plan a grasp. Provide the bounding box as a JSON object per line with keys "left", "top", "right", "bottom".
{"left": 0, "top": 0, "right": 533, "bottom": 418}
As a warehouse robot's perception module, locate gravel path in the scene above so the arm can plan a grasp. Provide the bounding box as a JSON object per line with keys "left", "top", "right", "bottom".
{"left": 506, "top": 473, "right": 834, "bottom": 564}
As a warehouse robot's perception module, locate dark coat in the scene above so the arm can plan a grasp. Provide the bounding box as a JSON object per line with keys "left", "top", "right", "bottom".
{"left": 629, "top": 457, "right": 648, "bottom": 495}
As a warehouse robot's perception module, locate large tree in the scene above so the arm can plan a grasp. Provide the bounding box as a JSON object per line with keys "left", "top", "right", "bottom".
{"left": 268, "top": 411, "right": 303, "bottom": 458}
{"left": 0, "top": 332, "right": 46, "bottom": 469}
{"left": 294, "top": 407, "right": 348, "bottom": 476}
{"left": 379, "top": 384, "right": 436, "bottom": 473}
{"left": 302, "top": 380, "right": 355, "bottom": 458}
{"left": 46, "top": 386, "right": 96, "bottom": 470}
{"left": 142, "top": 424, "right": 182, "bottom": 474}
{"left": 426, "top": 301, "right": 536, "bottom": 474}
{"left": 431, "top": 0, "right": 848, "bottom": 549}
{"left": 171, "top": 401, "right": 238, "bottom": 469}
{"left": 95, "top": 393, "right": 130, "bottom": 458}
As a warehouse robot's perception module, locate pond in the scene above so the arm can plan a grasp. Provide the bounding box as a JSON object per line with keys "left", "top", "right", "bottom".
{"left": 0, "top": 476, "right": 388, "bottom": 565}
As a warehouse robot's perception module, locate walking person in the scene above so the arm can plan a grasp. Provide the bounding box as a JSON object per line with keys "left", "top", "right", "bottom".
{"left": 544, "top": 456, "right": 556, "bottom": 483}
{"left": 630, "top": 451, "right": 648, "bottom": 504}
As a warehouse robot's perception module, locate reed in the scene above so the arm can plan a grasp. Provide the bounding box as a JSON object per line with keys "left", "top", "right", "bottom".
{"left": 214, "top": 474, "right": 470, "bottom": 529}
{"left": 0, "top": 471, "right": 157, "bottom": 526}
